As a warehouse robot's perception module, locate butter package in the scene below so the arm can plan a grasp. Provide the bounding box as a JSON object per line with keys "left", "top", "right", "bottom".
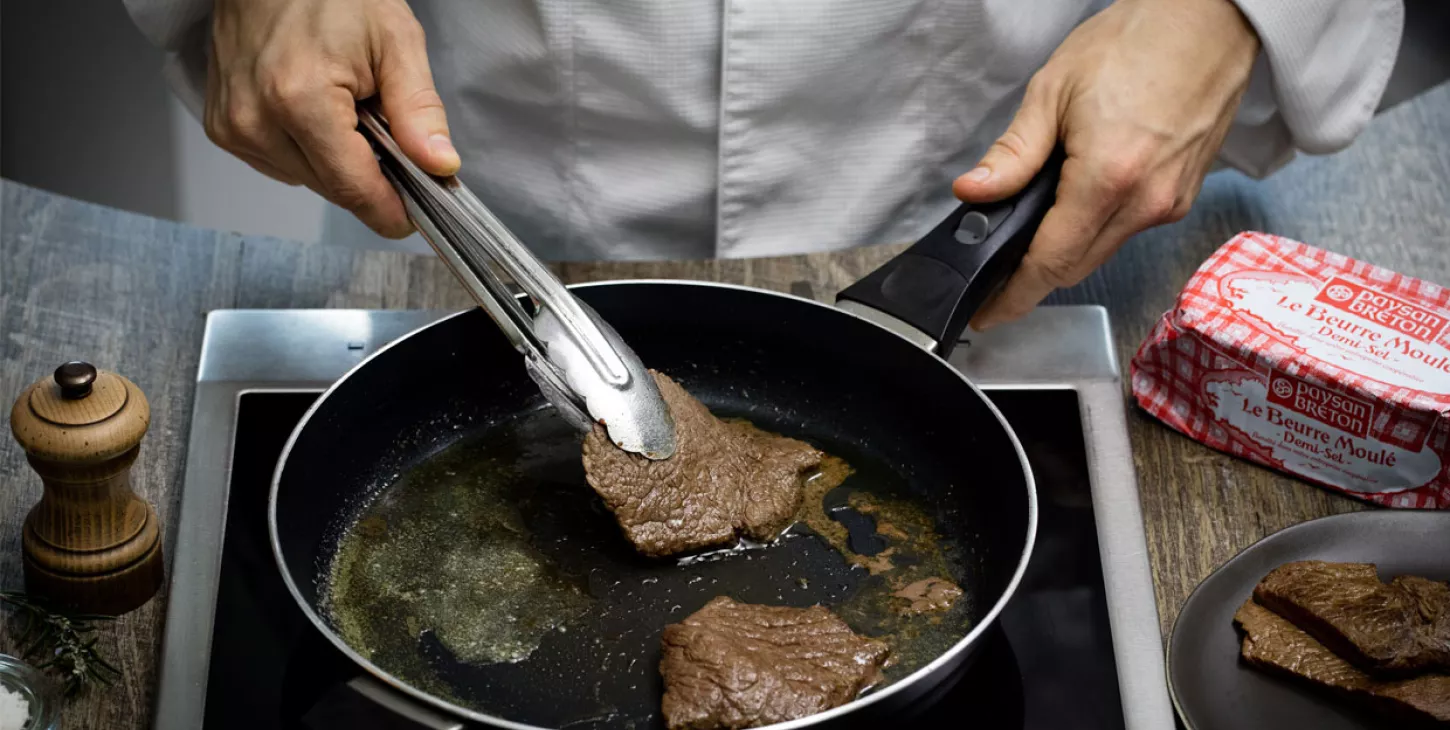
{"left": 1131, "top": 232, "right": 1450, "bottom": 508}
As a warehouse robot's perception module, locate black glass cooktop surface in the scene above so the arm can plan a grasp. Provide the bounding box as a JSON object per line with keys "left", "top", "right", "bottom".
{"left": 201, "top": 389, "right": 1123, "bottom": 729}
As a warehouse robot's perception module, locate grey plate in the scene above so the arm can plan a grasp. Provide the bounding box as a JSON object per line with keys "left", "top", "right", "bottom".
{"left": 1168, "top": 510, "right": 1450, "bottom": 730}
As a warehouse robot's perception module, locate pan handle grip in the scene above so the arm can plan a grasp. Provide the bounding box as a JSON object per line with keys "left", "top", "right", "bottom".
{"left": 836, "top": 146, "right": 1064, "bottom": 357}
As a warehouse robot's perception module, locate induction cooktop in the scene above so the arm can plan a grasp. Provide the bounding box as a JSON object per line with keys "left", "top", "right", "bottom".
{"left": 153, "top": 304, "right": 1171, "bottom": 730}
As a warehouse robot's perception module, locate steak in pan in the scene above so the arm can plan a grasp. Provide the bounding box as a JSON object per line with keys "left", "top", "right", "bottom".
{"left": 660, "top": 596, "right": 891, "bottom": 730}
{"left": 582, "top": 371, "right": 822, "bottom": 557}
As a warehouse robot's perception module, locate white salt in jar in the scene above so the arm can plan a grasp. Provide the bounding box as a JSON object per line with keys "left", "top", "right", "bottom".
{"left": 0, "top": 655, "right": 58, "bottom": 730}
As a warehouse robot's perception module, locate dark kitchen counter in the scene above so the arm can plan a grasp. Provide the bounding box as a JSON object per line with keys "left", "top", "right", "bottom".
{"left": 3, "top": 81, "right": 1450, "bottom": 729}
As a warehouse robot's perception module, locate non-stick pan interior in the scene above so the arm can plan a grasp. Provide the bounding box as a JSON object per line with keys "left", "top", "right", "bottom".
{"left": 273, "top": 282, "right": 1032, "bottom": 728}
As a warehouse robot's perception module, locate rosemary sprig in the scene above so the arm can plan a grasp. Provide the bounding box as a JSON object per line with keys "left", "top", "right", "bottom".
{"left": 0, "top": 591, "right": 120, "bottom": 696}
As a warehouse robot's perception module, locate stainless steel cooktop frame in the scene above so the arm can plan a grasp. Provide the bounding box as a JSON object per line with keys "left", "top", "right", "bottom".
{"left": 153, "top": 303, "right": 1172, "bottom": 730}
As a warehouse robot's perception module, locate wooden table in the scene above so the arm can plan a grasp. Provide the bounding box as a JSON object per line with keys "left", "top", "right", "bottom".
{"left": 3, "top": 81, "right": 1449, "bottom": 728}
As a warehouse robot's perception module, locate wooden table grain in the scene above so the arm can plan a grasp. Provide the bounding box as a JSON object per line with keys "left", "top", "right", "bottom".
{"left": 2, "top": 82, "right": 1448, "bottom": 729}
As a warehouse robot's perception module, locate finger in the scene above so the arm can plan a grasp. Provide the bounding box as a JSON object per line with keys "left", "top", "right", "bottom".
{"left": 1074, "top": 202, "right": 1149, "bottom": 276}
{"left": 1059, "top": 173, "right": 1194, "bottom": 277}
{"left": 211, "top": 83, "right": 324, "bottom": 189}
{"left": 274, "top": 85, "right": 413, "bottom": 238}
{"left": 375, "top": 19, "right": 459, "bottom": 176}
{"left": 235, "top": 149, "right": 305, "bottom": 186}
{"left": 969, "top": 158, "right": 1120, "bottom": 330}
{"left": 204, "top": 36, "right": 227, "bottom": 149}
{"left": 954, "top": 79, "right": 1059, "bottom": 203}
{"left": 991, "top": 192, "right": 1161, "bottom": 327}
{"left": 250, "top": 133, "right": 320, "bottom": 188}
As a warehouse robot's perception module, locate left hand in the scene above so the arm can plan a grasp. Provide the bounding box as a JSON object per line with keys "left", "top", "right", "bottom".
{"left": 954, "top": 0, "right": 1260, "bottom": 330}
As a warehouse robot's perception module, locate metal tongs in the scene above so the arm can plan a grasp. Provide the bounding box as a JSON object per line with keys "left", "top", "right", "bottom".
{"left": 356, "top": 101, "right": 677, "bottom": 460}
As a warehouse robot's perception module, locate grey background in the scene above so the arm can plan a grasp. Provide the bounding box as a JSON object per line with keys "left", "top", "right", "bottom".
{"left": 0, "top": 1, "right": 325, "bottom": 243}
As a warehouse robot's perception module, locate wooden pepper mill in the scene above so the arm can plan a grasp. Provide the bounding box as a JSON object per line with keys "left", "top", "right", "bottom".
{"left": 9, "top": 361, "right": 164, "bottom": 615}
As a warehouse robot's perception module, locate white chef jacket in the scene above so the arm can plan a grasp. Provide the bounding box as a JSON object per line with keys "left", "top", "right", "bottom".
{"left": 124, "top": 0, "right": 1403, "bottom": 262}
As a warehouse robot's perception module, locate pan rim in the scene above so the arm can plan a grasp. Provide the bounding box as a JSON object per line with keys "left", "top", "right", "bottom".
{"left": 267, "top": 279, "right": 1040, "bottom": 730}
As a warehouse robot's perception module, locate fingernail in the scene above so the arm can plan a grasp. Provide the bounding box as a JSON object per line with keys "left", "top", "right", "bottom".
{"left": 964, "top": 166, "right": 992, "bottom": 183}
{"left": 429, "top": 134, "right": 460, "bottom": 168}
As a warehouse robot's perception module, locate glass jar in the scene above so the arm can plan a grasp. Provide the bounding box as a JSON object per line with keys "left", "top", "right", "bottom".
{"left": 0, "top": 654, "right": 60, "bottom": 730}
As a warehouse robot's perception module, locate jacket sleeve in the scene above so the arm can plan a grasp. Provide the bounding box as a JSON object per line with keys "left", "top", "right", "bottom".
{"left": 123, "top": 0, "right": 211, "bottom": 119}
{"left": 1217, "top": 0, "right": 1403, "bottom": 178}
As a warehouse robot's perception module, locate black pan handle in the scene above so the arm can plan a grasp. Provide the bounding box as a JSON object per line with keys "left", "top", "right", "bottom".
{"left": 837, "top": 146, "right": 1065, "bottom": 356}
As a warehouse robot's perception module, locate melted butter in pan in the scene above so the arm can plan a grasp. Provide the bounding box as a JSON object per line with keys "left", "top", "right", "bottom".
{"left": 329, "top": 450, "right": 593, "bottom": 669}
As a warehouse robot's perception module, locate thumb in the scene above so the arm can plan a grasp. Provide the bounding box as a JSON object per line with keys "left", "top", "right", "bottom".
{"left": 376, "top": 24, "right": 460, "bottom": 177}
{"left": 954, "top": 84, "right": 1058, "bottom": 203}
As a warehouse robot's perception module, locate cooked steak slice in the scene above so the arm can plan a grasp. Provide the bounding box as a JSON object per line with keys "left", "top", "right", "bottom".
{"left": 1234, "top": 599, "right": 1450, "bottom": 726}
{"left": 660, "top": 596, "right": 890, "bottom": 730}
{"left": 1395, "top": 576, "right": 1450, "bottom": 636}
{"left": 1254, "top": 561, "right": 1450, "bottom": 675}
{"left": 582, "top": 372, "right": 821, "bottom": 557}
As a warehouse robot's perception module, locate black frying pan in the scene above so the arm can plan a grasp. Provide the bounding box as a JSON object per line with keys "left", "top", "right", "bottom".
{"left": 269, "top": 151, "right": 1064, "bottom": 729}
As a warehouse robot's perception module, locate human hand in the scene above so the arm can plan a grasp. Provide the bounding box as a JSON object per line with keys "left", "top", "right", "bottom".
{"left": 953, "top": 0, "right": 1259, "bottom": 329}
{"left": 206, "top": 0, "right": 460, "bottom": 238}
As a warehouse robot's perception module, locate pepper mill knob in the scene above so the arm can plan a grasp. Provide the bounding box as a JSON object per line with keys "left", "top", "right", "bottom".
{"left": 54, "top": 361, "right": 97, "bottom": 399}
{"left": 9, "top": 360, "right": 164, "bottom": 615}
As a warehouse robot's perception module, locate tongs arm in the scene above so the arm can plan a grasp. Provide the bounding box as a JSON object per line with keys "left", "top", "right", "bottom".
{"left": 356, "top": 101, "right": 676, "bottom": 460}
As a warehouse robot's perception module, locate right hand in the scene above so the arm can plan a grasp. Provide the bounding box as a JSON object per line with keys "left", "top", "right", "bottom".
{"left": 207, "top": 0, "right": 460, "bottom": 238}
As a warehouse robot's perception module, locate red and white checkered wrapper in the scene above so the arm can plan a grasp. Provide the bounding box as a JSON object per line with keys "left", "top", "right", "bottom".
{"left": 1130, "top": 232, "right": 1450, "bottom": 508}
